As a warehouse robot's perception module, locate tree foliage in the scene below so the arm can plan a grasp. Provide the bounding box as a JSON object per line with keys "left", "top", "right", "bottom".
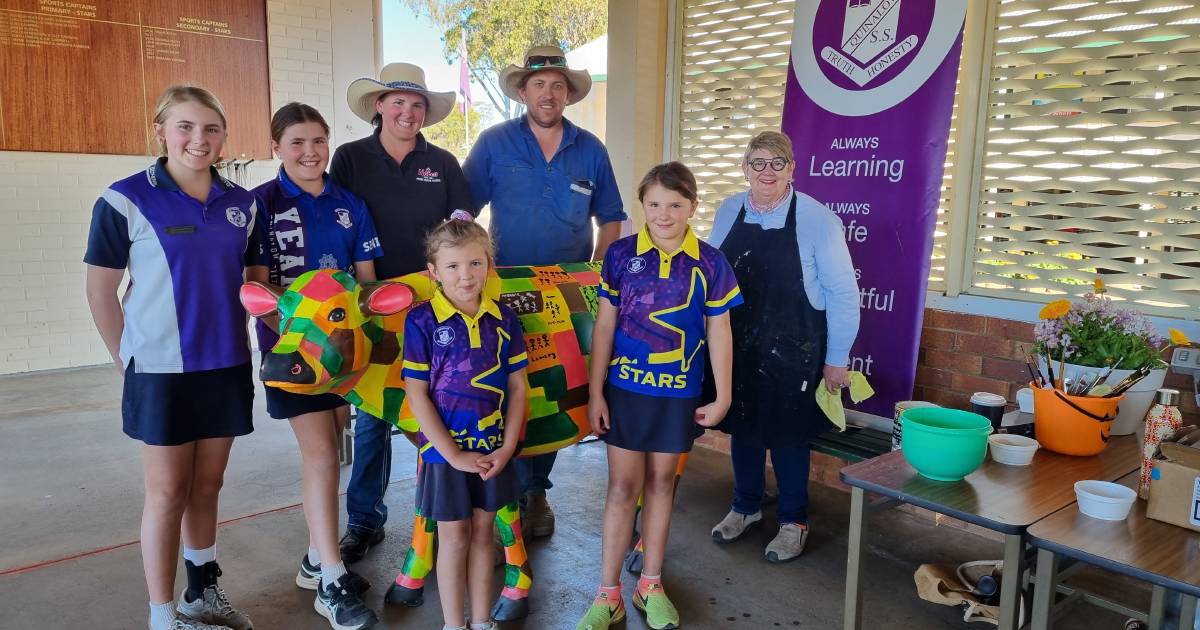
{"left": 422, "top": 104, "right": 485, "bottom": 160}
{"left": 401, "top": 0, "right": 607, "bottom": 119}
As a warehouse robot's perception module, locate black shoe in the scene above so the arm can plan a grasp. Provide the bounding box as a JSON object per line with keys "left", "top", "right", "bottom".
{"left": 338, "top": 528, "right": 384, "bottom": 564}
{"left": 296, "top": 554, "right": 371, "bottom": 594}
{"left": 315, "top": 576, "right": 378, "bottom": 630}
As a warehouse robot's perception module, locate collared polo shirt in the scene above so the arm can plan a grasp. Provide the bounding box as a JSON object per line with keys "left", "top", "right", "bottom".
{"left": 250, "top": 168, "right": 383, "bottom": 349}
{"left": 463, "top": 116, "right": 626, "bottom": 266}
{"left": 402, "top": 290, "right": 529, "bottom": 463}
{"left": 330, "top": 129, "right": 474, "bottom": 279}
{"left": 599, "top": 227, "right": 743, "bottom": 398}
{"left": 84, "top": 158, "right": 260, "bottom": 373}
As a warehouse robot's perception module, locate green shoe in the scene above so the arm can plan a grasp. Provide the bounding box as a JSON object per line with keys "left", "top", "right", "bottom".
{"left": 633, "top": 583, "right": 679, "bottom": 630}
{"left": 575, "top": 591, "right": 626, "bottom": 630}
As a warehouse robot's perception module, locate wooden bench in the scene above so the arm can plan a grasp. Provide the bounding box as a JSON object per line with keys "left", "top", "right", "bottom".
{"left": 810, "top": 425, "right": 892, "bottom": 463}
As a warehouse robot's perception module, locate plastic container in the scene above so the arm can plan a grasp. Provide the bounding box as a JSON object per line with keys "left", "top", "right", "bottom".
{"left": 901, "top": 408, "right": 993, "bottom": 481}
{"left": 988, "top": 434, "right": 1039, "bottom": 466}
{"left": 1074, "top": 480, "right": 1136, "bottom": 521}
{"left": 1016, "top": 388, "right": 1034, "bottom": 414}
{"left": 1032, "top": 385, "right": 1123, "bottom": 456}
{"left": 892, "top": 400, "right": 940, "bottom": 451}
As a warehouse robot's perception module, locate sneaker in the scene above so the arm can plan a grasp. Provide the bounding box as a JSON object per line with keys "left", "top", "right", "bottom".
{"left": 163, "top": 617, "right": 233, "bottom": 630}
{"left": 764, "top": 522, "right": 809, "bottom": 563}
{"left": 524, "top": 492, "right": 555, "bottom": 538}
{"left": 710, "top": 510, "right": 762, "bottom": 544}
{"left": 632, "top": 583, "right": 679, "bottom": 630}
{"left": 315, "top": 575, "right": 378, "bottom": 630}
{"left": 295, "top": 554, "right": 371, "bottom": 594}
{"left": 338, "top": 528, "right": 384, "bottom": 564}
{"left": 575, "top": 591, "right": 626, "bottom": 630}
{"left": 176, "top": 585, "right": 253, "bottom": 630}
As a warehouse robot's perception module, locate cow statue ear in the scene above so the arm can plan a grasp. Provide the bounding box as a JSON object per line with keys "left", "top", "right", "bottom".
{"left": 240, "top": 282, "right": 282, "bottom": 317}
{"left": 360, "top": 282, "right": 414, "bottom": 316}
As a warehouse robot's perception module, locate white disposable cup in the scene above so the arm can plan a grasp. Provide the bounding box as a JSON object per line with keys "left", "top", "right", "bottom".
{"left": 1074, "top": 480, "right": 1136, "bottom": 521}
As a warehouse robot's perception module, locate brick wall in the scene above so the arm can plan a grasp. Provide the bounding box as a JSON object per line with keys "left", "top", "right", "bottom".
{"left": 0, "top": 0, "right": 369, "bottom": 374}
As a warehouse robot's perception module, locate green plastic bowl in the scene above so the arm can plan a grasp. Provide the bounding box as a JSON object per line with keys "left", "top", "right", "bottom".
{"left": 901, "top": 408, "right": 994, "bottom": 481}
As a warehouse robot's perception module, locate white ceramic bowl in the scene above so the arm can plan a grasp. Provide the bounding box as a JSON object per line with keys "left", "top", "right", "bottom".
{"left": 1074, "top": 480, "right": 1136, "bottom": 521}
{"left": 988, "top": 434, "right": 1039, "bottom": 466}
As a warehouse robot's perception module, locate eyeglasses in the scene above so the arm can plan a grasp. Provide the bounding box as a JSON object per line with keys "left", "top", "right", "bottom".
{"left": 526, "top": 55, "right": 568, "bottom": 69}
{"left": 747, "top": 157, "right": 790, "bottom": 172}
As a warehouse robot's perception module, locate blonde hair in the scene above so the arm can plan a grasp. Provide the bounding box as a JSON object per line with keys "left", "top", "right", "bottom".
{"left": 149, "top": 85, "right": 228, "bottom": 156}
{"left": 424, "top": 219, "right": 494, "bottom": 266}
{"left": 743, "top": 130, "right": 794, "bottom": 164}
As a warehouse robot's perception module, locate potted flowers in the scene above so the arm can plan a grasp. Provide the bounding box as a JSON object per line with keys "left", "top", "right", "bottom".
{"left": 1034, "top": 281, "right": 1187, "bottom": 435}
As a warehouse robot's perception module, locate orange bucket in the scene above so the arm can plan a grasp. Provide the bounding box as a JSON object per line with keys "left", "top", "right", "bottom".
{"left": 1031, "top": 382, "right": 1123, "bottom": 456}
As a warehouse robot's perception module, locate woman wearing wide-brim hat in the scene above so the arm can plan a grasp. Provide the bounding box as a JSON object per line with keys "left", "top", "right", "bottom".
{"left": 330, "top": 61, "right": 476, "bottom": 582}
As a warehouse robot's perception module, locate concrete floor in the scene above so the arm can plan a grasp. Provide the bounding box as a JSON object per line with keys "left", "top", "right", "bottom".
{"left": 0, "top": 366, "right": 1138, "bottom": 629}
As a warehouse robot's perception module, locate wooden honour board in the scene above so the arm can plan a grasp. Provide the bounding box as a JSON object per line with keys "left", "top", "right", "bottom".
{"left": 0, "top": 0, "right": 270, "bottom": 159}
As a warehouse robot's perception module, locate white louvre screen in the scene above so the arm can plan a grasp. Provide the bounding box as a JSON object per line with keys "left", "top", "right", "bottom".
{"left": 970, "top": 1, "right": 1200, "bottom": 313}
{"left": 673, "top": 0, "right": 956, "bottom": 290}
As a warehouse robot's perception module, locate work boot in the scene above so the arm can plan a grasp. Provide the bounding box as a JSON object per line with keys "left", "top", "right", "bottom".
{"left": 764, "top": 522, "right": 809, "bottom": 563}
{"left": 338, "top": 528, "right": 385, "bottom": 564}
{"left": 710, "top": 510, "right": 762, "bottom": 544}
{"left": 524, "top": 492, "right": 555, "bottom": 538}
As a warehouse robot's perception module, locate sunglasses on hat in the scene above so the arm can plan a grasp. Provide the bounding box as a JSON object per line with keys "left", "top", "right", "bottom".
{"left": 526, "top": 55, "right": 568, "bottom": 69}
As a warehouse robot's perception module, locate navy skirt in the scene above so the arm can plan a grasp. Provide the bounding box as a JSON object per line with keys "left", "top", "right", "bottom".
{"left": 264, "top": 385, "right": 346, "bottom": 420}
{"left": 122, "top": 359, "right": 254, "bottom": 446}
{"left": 415, "top": 460, "right": 519, "bottom": 522}
{"left": 600, "top": 382, "right": 701, "bottom": 454}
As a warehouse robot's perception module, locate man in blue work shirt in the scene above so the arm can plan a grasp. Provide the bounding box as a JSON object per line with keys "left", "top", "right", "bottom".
{"left": 464, "top": 45, "right": 627, "bottom": 537}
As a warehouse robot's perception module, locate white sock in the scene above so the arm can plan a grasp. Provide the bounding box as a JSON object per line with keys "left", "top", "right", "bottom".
{"left": 183, "top": 544, "right": 216, "bottom": 565}
{"left": 307, "top": 547, "right": 321, "bottom": 566}
{"left": 149, "top": 600, "right": 176, "bottom": 629}
{"left": 321, "top": 561, "right": 348, "bottom": 587}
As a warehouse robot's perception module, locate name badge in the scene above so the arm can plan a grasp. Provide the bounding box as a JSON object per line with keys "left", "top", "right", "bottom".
{"left": 570, "top": 180, "right": 594, "bottom": 196}
{"left": 165, "top": 225, "right": 196, "bottom": 235}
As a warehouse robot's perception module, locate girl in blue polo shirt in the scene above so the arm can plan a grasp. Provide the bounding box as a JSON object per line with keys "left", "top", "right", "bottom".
{"left": 401, "top": 219, "right": 528, "bottom": 630}
{"left": 245, "top": 102, "right": 382, "bottom": 630}
{"left": 84, "top": 85, "right": 256, "bottom": 630}
{"left": 577, "top": 162, "right": 742, "bottom": 630}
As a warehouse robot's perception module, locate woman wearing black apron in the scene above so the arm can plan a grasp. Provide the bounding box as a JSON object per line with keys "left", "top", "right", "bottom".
{"left": 705, "top": 131, "right": 860, "bottom": 563}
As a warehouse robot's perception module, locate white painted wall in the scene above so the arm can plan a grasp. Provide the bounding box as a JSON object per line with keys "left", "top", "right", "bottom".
{"left": 0, "top": 0, "right": 377, "bottom": 374}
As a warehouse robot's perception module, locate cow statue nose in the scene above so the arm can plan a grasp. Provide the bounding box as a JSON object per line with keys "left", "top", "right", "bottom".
{"left": 261, "top": 350, "right": 316, "bottom": 384}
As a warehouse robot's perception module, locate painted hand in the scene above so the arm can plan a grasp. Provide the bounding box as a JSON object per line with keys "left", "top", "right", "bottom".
{"left": 694, "top": 399, "right": 730, "bottom": 427}
{"left": 477, "top": 447, "right": 514, "bottom": 481}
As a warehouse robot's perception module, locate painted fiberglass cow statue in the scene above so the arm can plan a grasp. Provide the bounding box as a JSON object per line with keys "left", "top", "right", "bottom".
{"left": 240, "top": 264, "right": 602, "bottom": 620}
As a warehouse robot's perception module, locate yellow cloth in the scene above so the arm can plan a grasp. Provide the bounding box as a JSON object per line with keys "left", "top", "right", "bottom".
{"left": 815, "top": 371, "right": 875, "bottom": 431}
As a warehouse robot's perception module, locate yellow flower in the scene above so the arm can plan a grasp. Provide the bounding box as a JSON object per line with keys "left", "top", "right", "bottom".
{"left": 1039, "top": 299, "right": 1071, "bottom": 320}
{"left": 1093, "top": 278, "right": 1106, "bottom": 294}
{"left": 1169, "top": 328, "right": 1190, "bottom": 346}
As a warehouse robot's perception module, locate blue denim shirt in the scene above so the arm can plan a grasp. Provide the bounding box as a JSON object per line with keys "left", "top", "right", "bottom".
{"left": 464, "top": 117, "right": 626, "bottom": 266}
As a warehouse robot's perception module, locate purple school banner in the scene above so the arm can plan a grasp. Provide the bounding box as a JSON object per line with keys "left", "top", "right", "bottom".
{"left": 781, "top": 0, "right": 966, "bottom": 417}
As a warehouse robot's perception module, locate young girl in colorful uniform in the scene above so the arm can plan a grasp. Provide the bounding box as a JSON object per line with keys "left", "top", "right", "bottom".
{"left": 577, "top": 162, "right": 741, "bottom": 630}
{"left": 246, "top": 102, "right": 382, "bottom": 630}
{"left": 84, "top": 86, "right": 258, "bottom": 630}
{"left": 402, "top": 219, "right": 529, "bottom": 630}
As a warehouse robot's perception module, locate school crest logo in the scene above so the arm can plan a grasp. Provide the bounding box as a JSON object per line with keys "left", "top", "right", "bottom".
{"left": 318, "top": 253, "right": 339, "bottom": 269}
{"left": 334, "top": 208, "right": 353, "bottom": 229}
{"left": 820, "top": 0, "right": 912, "bottom": 88}
{"left": 791, "top": 0, "right": 966, "bottom": 116}
{"left": 627, "top": 257, "right": 647, "bottom": 274}
{"left": 225, "top": 207, "right": 248, "bottom": 228}
{"left": 434, "top": 326, "right": 455, "bottom": 347}
{"left": 416, "top": 167, "right": 442, "bottom": 183}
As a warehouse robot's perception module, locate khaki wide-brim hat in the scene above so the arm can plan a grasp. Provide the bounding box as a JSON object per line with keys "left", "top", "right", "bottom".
{"left": 499, "top": 45, "right": 592, "bottom": 106}
{"left": 346, "top": 62, "right": 456, "bottom": 126}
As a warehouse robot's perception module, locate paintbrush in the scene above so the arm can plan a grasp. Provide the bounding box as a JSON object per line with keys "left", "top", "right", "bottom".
{"left": 1044, "top": 353, "right": 1056, "bottom": 390}
{"left": 1024, "top": 357, "right": 1042, "bottom": 388}
{"left": 1092, "top": 356, "right": 1123, "bottom": 388}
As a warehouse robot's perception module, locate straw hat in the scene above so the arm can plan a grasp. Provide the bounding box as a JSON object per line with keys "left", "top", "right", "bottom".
{"left": 499, "top": 45, "right": 592, "bottom": 105}
{"left": 346, "top": 63, "right": 456, "bottom": 126}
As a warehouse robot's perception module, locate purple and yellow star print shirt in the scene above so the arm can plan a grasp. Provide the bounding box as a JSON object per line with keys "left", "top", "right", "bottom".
{"left": 599, "top": 227, "right": 742, "bottom": 398}
{"left": 402, "top": 290, "right": 529, "bottom": 463}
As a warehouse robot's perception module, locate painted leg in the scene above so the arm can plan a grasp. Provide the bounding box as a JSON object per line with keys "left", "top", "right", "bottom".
{"left": 625, "top": 453, "right": 689, "bottom": 575}
{"left": 384, "top": 510, "right": 436, "bottom": 607}
{"left": 843, "top": 486, "right": 867, "bottom": 630}
{"left": 491, "top": 501, "right": 532, "bottom": 621}
{"left": 1030, "top": 548, "right": 1058, "bottom": 630}
{"left": 998, "top": 533, "right": 1027, "bottom": 630}
{"left": 1149, "top": 585, "right": 1167, "bottom": 630}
